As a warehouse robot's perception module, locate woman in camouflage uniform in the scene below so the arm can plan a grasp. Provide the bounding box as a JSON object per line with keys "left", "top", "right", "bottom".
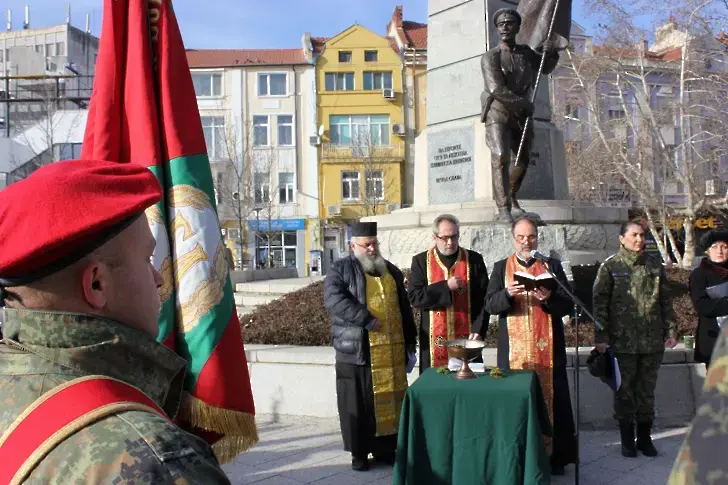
{"left": 592, "top": 221, "right": 678, "bottom": 458}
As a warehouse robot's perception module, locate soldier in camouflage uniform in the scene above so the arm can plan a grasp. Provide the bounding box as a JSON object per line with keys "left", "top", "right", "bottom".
{"left": 592, "top": 221, "right": 678, "bottom": 458}
{"left": 668, "top": 325, "right": 728, "bottom": 484}
{"left": 0, "top": 160, "right": 231, "bottom": 484}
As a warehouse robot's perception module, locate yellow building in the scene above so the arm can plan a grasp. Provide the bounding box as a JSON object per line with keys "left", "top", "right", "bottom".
{"left": 315, "top": 25, "right": 406, "bottom": 266}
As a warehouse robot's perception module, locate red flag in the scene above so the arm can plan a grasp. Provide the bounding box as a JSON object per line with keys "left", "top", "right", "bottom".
{"left": 82, "top": 0, "right": 258, "bottom": 462}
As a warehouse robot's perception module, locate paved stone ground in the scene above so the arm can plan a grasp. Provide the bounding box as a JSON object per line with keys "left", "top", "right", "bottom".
{"left": 223, "top": 414, "right": 687, "bottom": 485}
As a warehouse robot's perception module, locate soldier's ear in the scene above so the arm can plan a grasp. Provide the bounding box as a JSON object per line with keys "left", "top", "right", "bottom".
{"left": 80, "top": 262, "right": 108, "bottom": 310}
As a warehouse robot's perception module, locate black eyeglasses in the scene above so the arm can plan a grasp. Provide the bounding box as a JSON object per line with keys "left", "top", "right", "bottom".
{"left": 353, "top": 240, "right": 379, "bottom": 250}
{"left": 435, "top": 234, "right": 459, "bottom": 243}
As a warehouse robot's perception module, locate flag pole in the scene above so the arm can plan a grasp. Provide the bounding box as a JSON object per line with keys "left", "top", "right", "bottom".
{"left": 514, "top": 0, "right": 561, "bottom": 166}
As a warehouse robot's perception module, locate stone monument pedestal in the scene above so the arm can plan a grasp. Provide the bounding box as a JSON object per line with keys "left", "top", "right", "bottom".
{"left": 364, "top": 202, "right": 628, "bottom": 275}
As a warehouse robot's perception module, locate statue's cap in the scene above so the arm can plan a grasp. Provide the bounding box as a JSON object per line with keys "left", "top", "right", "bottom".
{"left": 493, "top": 8, "right": 521, "bottom": 26}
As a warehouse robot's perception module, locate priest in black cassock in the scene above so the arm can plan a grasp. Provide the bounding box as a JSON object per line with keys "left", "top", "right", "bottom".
{"left": 324, "top": 222, "right": 417, "bottom": 471}
{"left": 408, "top": 214, "right": 490, "bottom": 373}
{"left": 484, "top": 216, "right": 577, "bottom": 476}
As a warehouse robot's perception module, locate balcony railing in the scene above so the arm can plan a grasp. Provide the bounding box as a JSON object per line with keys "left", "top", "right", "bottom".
{"left": 321, "top": 144, "right": 403, "bottom": 160}
{"left": 1, "top": 74, "right": 94, "bottom": 136}
{"left": 1, "top": 75, "right": 94, "bottom": 104}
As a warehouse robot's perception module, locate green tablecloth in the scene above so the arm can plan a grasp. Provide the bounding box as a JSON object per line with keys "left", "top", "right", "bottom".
{"left": 393, "top": 368, "right": 552, "bottom": 485}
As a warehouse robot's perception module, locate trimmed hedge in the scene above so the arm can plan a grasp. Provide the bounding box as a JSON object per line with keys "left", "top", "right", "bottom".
{"left": 240, "top": 266, "right": 697, "bottom": 347}
{"left": 241, "top": 281, "right": 330, "bottom": 346}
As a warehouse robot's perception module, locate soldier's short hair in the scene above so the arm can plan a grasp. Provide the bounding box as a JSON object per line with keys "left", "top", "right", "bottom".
{"left": 433, "top": 214, "right": 460, "bottom": 235}
{"left": 493, "top": 8, "right": 522, "bottom": 26}
{"left": 619, "top": 221, "right": 644, "bottom": 236}
{"left": 511, "top": 216, "right": 538, "bottom": 235}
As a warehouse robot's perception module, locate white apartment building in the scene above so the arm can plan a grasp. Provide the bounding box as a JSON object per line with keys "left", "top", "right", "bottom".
{"left": 186, "top": 39, "right": 320, "bottom": 276}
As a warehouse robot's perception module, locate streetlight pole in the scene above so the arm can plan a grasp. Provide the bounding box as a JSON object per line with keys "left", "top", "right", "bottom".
{"left": 254, "top": 207, "right": 262, "bottom": 269}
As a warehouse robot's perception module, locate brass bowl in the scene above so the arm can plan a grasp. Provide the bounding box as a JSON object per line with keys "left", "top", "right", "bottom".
{"left": 445, "top": 339, "right": 487, "bottom": 379}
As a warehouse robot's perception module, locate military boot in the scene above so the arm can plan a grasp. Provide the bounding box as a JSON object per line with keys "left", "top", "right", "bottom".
{"left": 636, "top": 421, "right": 658, "bottom": 457}
{"left": 619, "top": 420, "right": 637, "bottom": 457}
{"left": 510, "top": 196, "right": 526, "bottom": 216}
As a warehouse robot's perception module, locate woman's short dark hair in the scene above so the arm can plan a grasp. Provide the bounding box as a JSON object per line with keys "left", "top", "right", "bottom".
{"left": 620, "top": 221, "right": 644, "bottom": 236}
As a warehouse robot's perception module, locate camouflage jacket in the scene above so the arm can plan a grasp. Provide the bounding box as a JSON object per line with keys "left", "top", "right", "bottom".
{"left": 0, "top": 308, "right": 231, "bottom": 485}
{"left": 669, "top": 326, "right": 728, "bottom": 483}
{"left": 592, "top": 246, "right": 677, "bottom": 353}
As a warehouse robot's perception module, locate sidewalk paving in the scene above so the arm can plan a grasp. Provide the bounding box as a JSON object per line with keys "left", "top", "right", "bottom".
{"left": 223, "top": 414, "right": 687, "bottom": 485}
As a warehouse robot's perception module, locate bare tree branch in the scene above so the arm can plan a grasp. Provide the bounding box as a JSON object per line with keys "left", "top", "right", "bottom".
{"left": 555, "top": 4, "right": 728, "bottom": 267}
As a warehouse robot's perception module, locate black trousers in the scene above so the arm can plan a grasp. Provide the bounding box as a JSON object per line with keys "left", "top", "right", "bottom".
{"left": 335, "top": 361, "right": 398, "bottom": 458}
{"left": 551, "top": 365, "right": 578, "bottom": 467}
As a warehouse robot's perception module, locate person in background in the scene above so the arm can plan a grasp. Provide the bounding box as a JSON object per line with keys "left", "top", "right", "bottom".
{"left": 689, "top": 228, "right": 728, "bottom": 368}
{"left": 592, "top": 221, "right": 678, "bottom": 459}
{"left": 408, "top": 214, "right": 490, "bottom": 374}
{"left": 485, "top": 216, "right": 577, "bottom": 475}
{"left": 323, "top": 222, "right": 417, "bottom": 471}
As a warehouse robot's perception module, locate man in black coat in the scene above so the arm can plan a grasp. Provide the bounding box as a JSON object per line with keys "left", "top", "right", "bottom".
{"left": 484, "top": 216, "right": 577, "bottom": 475}
{"left": 323, "top": 221, "right": 416, "bottom": 472}
{"left": 408, "top": 214, "right": 490, "bottom": 373}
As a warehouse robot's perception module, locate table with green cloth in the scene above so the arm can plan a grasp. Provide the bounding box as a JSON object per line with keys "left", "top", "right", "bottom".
{"left": 393, "top": 368, "right": 552, "bottom": 485}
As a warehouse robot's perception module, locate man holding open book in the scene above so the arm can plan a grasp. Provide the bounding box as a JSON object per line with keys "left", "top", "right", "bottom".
{"left": 484, "top": 216, "right": 577, "bottom": 476}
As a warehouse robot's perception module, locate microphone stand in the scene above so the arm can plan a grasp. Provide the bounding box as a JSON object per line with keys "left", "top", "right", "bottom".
{"left": 535, "top": 257, "right": 604, "bottom": 485}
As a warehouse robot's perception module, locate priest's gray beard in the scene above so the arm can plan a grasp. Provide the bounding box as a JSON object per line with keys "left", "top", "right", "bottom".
{"left": 355, "top": 252, "right": 387, "bottom": 275}
{"left": 439, "top": 246, "right": 458, "bottom": 256}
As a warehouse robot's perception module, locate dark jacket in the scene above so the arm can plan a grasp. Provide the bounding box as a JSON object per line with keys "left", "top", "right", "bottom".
{"left": 408, "top": 248, "right": 490, "bottom": 344}
{"left": 324, "top": 255, "right": 416, "bottom": 365}
{"left": 689, "top": 258, "right": 728, "bottom": 364}
{"left": 485, "top": 256, "right": 572, "bottom": 369}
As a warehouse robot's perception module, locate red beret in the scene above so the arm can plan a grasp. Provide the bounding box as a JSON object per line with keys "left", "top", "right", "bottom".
{"left": 0, "top": 160, "right": 162, "bottom": 284}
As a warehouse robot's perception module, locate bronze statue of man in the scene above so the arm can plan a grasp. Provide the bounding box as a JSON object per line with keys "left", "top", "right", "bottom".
{"left": 481, "top": 8, "right": 559, "bottom": 222}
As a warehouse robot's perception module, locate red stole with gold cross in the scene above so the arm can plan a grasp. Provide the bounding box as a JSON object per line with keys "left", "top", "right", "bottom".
{"left": 504, "top": 254, "right": 554, "bottom": 453}
{"left": 426, "top": 247, "right": 471, "bottom": 368}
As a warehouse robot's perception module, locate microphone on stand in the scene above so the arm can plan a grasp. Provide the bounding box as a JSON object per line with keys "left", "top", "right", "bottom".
{"left": 529, "top": 250, "right": 550, "bottom": 262}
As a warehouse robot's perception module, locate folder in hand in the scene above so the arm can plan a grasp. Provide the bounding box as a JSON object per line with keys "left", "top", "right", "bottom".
{"left": 706, "top": 281, "right": 728, "bottom": 299}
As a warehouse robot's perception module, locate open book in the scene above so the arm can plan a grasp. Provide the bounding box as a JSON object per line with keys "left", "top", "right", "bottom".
{"left": 514, "top": 271, "right": 556, "bottom": 292}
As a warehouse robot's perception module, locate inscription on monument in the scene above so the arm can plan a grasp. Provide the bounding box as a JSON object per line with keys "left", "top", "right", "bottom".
{"left": 428, "top": 127, "right": 475, "bottom": 204}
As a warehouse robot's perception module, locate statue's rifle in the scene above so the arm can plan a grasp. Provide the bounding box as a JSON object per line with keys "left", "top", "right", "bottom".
{"left": 514, "top": 0, "right": 561, "bottom": 166}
